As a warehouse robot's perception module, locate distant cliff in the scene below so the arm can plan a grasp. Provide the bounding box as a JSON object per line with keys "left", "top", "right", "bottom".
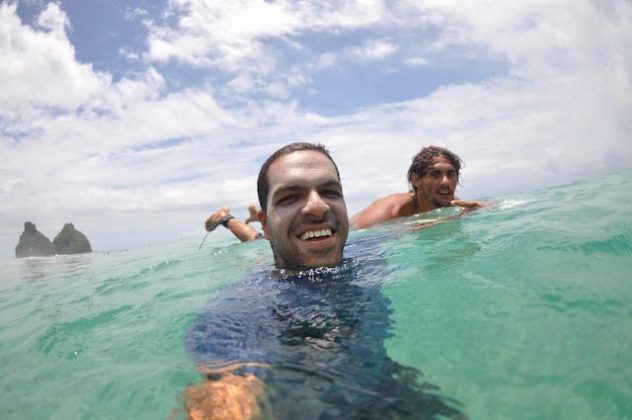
{"left": 53, "top": 223, "right": 92, "bottom": 255}
{"left": 15, "top": 222, "right": 92, "bottom": 258}
{"left": 15, "top": 222, "right": 56, "bottom": 258}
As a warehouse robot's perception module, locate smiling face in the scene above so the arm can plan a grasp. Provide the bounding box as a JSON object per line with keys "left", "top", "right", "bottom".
{"left": 412, "top": 156, "right": 458, "bottom": 211}
{"left": 259, "top": 150, "right": 349, "bottom": 270}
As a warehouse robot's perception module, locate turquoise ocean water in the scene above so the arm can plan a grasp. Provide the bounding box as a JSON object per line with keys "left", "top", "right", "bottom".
{"left": 1, "top": 170, "right": 631, "bottom": 419}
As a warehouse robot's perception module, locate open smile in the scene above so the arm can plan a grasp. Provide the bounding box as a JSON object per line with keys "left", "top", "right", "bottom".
{"left": 299, "top": 228, "right": 333, "bottom": 241}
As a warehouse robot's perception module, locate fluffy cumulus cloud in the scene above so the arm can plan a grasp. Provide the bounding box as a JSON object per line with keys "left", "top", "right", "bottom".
{"left": 0, "top": 3, "right": 110, "bottom": 110}
{"left": 144, "top": 0, "right": 392, "bottom": 100}
{"left": 418, "top": 0, "right": 632, "bottom": 190}
{"left": 0, "top": 0, "right": 631, "bottom": 257}
{"left": 146, "top": 0, "right": 387, "bottom": 67}
{"left": 0, "top": 3, "right": 240, "bottom": 255}
{"left": 346, "top": 39, "right": 399, "bottom": 62}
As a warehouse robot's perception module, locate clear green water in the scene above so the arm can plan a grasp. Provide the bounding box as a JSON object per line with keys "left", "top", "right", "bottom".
{"left": 1, "top": 170, "right": 631, "bottom": 419}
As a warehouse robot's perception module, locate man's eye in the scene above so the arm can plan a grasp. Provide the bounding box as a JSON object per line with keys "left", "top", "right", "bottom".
{"left": 276, "top": 194, "right": 297, "bottom": 205}
{"left": 322, "top": 190, "right": 341, "bottom": 198}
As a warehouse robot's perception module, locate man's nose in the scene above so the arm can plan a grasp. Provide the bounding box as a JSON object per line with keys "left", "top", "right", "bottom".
{"left": 302, "top": 190, "right": 330, "bottom": 218}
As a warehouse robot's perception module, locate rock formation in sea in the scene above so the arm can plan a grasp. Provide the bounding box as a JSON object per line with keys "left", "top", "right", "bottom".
{"left": 15, "top": 222, "right": 56, "bottom": 258}
{"left": 52, "top": 223, "right": 92, "bottom": 255}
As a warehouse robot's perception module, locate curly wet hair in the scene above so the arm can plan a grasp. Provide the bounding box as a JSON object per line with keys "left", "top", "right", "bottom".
{"left": 406, "top": 146, "right": 463, "bottom": 191}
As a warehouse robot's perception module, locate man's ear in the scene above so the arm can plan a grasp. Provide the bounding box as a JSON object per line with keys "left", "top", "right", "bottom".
{"left": 258, "top": 209, "right": 271, "bottom": 239}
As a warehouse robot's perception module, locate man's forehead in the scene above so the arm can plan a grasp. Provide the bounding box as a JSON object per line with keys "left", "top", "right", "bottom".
{"left": 268, "top": 151, "right": 339, "bottom": 185}
{"left": 428, "top": 156, "right": 455, "bottom": 170}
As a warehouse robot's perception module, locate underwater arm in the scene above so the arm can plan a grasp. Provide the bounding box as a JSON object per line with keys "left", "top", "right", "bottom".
{"left": 184, "top": 284, "right": 276, "bottom": 419}
{"left": 185, "top": 362, "right": 272, "bottom": 420}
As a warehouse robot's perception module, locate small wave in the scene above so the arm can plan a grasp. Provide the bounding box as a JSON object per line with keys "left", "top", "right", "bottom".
{"left": 571, "top": 234, "right": 632, "bottom": 257}
{"left": 494, "top": 199, "right": 531, "bottom": 211}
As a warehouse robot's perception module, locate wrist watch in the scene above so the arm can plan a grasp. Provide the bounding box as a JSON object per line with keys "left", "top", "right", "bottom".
{"left": 220, "top": 215, "right": 234, "bottom": 227}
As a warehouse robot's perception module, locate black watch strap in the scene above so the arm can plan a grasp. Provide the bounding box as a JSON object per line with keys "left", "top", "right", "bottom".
{"left": 220, "top": 215, "right": 234, "bottom": 227}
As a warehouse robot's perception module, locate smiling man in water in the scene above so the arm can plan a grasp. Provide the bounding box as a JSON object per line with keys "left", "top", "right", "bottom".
{"left": 256, "top": 142, "right": 349, "bottom": 270}
{"left": 351, "top": 145, "right": 483, "bottom": 229}
{"left": 185, "top": 143, "right": 350, "bottom": 419}
{"left": 184, "top": 142, "right": 463, "bottom": 419}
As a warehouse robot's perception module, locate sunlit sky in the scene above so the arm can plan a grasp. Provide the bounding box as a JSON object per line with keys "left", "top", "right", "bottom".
{"left": 1, "top": 0, "right": 631, "bottom": 257}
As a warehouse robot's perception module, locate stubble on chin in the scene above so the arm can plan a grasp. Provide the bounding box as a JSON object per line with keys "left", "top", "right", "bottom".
{"left": 433, "top": 199, "right": 449, "bottom": 208}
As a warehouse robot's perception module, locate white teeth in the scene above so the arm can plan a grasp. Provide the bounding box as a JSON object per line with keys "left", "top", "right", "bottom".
{"left": 300, "top": 228, "right": 332, "bottom": 241}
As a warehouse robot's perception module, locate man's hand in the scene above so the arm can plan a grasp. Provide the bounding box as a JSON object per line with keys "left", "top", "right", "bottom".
{"left": 185, "top": 372, "right": 271, "bottom": 420}
{"left": 451, "top": 199, "right": 485, "bottom": 213}
{"left": 205, "top": 207, "right": 231, "bottom": 232}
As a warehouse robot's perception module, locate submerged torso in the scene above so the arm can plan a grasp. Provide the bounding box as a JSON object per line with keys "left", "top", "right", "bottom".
{"left": 188, "top": 235, "right": 463, "bottom": 419}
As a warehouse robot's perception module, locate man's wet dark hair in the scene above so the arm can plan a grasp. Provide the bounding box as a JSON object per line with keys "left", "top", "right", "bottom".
{"left": 407, "top": 146, "right": 463, "bottom": 191}
{"left": 257, "top": 142, "right": 340, "bottom": 212}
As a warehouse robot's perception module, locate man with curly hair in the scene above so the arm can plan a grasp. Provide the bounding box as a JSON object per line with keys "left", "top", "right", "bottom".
{"left": 351, "top": 145, "right": 484, "bottom": 229}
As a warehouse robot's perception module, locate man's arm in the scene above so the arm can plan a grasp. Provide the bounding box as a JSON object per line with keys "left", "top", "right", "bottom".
{"left": 352, "top": 195, "right": 486, "bottom": 230}
{"left": 450, "top": 199, "right": 486, "bottom": 214}
{"left": 350, "top": 194, "right": 410, "bottom": 230}
{"left": 185, "top": 363, "right": 271, "bottom": 420}
{"left": 205, "top": 207, "right": 261, "bottom": 242}
{"left": 184, "top": 283, "right": 275, "bottom": 419}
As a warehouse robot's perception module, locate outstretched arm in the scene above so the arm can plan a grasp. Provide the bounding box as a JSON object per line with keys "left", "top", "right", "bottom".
{"left": 205, "top": 208, "right": 261, "bottom": 242}
{"left": 350, "top": 205, "right": 391, "bottom": 230}
{"left": 350, "top": 194, "right": 410, "bottom": 230}
{"left": 351, "top": 194, "right": 485, "bottom": 230}
{"left": 244, "top": 204, "right": 260, "bottom": 224}
{"left": 450, "top": 199, "right": 486, "bottom": 214}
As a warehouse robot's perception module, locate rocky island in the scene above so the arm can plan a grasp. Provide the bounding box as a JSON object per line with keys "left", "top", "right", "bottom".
{"left": 53, "top": 223, "right": 92, "bottom": 255}
{"left": 15, "top": 222, "right": 56, "bottom": 258}
{"left": 15, "top": 222, "right": 92, "bottom": 258}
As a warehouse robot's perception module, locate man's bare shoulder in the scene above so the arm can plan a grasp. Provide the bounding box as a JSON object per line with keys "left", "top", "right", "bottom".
{"left": 370, "top": 193, "right": 411, "bottom": 208}
{"left": 351, "top": 193, "right": 414, "bottom": 229}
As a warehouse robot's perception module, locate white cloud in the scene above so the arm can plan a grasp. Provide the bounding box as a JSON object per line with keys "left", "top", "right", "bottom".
{"left": 227, "top": 73, "right": 256, "bottom": 93}
{"left": 144, "top": 0, "right": 390, "bottom": 98}
{"left": 94, "top": 67, "right": 165, "bottom": 111}
{"left": 146, "top": 0, "right": 388, "bottom": 67}
{"left": 146, "top": 0, "right": 300, "bottom": 69}
{"left": 1, "top": 0, "right": 631, "bottom": 257}
{"left": 36, "top": 1, "right": 69, "bottom": 33}
{"left": 315, "top": 52, "right": 337, "bottom": 69}
{"left": 0, "top": 3, "right": 110, "bottom": 110}
{"left": 126, "top": 7, "right": 148, "bottom": 20}
{"left": 403, "top": 56, "right": 429, "bottom": 67}
{"left": 347, "top": 39, "right": 398, "bottom": 62}
{"left": 264, "top": 82, "right": 290, "bottom": 99}
{"left": 119, "top": 47, "right": 140, "bottom": 60}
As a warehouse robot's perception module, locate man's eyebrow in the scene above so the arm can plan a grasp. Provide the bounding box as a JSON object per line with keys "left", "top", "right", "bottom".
{"left": 273, "top": 185, "right": 304, "bottom": 195}
{"left": 320, "top": 180, "right": 342, "bottom": 189}
{"left": 272, "top": 179, "right": 341, "bottom": 196}
{"left": 270, "top": 185, "right": 312, "bottom": 201}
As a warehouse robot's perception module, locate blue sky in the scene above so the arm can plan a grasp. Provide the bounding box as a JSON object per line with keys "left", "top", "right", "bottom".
{"left": 1, "top": 0, "right": 631, "bottom": 257}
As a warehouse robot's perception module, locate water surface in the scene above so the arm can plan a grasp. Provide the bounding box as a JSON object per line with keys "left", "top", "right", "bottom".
{"left": 1, "top": 170, "right": 631, "bottom": 419}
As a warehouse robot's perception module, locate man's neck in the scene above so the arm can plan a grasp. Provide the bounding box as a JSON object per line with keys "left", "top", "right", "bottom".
{"left": 414, "top": 193, "right": 438, "bottom": 214}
